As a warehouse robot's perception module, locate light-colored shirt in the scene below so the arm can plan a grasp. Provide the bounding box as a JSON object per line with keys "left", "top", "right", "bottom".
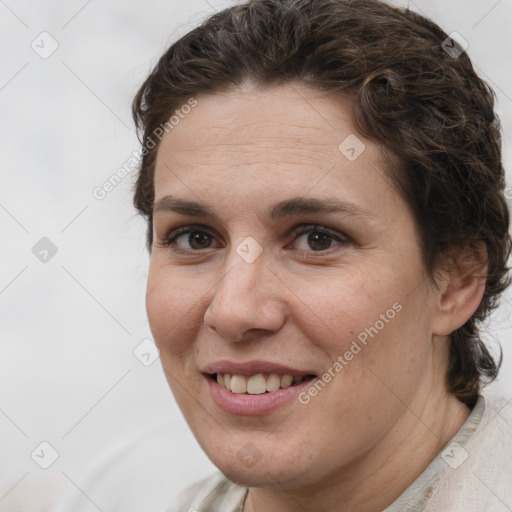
{"left": 168, "top": 389, "right": 512, "bottom": 511}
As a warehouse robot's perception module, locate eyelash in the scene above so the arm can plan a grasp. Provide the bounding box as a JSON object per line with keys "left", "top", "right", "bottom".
{"left": 156, "top": 223, "right": 350, "bottom": 256}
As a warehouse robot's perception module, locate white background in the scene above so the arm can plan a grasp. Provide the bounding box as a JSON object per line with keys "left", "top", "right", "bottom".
{"left": 0, "top": 0, "right": 511, "bottom": 510}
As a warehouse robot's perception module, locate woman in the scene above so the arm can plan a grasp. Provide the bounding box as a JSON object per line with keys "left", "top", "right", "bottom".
{"left": 132, "top": 0, "right": 512, "bottom": 510}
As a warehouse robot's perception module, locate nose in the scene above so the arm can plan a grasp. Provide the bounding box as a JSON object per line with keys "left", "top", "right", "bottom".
{"left": 203, "top": 251, "right": 287, "bottom": 343}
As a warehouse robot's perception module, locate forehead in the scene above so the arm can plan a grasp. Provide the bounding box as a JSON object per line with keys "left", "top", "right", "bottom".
{"left": 153, "top": 83, "right": 397, "bottom": 210}
{"left": 157, "top": 83, "right": 357, "bottom": 161}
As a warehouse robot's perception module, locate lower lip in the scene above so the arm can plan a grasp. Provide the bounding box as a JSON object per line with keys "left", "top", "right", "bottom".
{"left": 205, "top": 375, "right": 315, "bottom": 415}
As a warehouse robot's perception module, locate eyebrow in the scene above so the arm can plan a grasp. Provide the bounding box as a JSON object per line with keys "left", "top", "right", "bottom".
{"left": 153, "top": 195, "right": 373, "bottom": 222}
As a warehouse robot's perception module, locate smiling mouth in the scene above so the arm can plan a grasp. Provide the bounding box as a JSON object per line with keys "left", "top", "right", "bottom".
{"left": 208, "top": 372, "right": 317, "bottom": 395}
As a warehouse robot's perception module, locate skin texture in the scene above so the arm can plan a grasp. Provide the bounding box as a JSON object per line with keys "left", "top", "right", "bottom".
{"left": 146, "top": 82, "right": 486, "bottom": 512}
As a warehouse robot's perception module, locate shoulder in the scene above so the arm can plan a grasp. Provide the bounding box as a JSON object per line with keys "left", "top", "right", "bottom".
{"left": 166, "top": 472, "right": 248, "bottom": 512}
{"left": 425, "top": 389, "right": 512, "bottom": 511}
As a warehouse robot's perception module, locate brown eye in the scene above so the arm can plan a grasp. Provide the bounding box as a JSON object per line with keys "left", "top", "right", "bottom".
{"left": 305, "top": 231, "right": 334, "bottom": 251}
{"left": 185, "top": 231, "right": 213, "bottom": 250}
{"left": 159, "top": 225, "right": 218, "bottom": 252}
{"left": 290, "top": 225, "right": 349, "bottom": 253}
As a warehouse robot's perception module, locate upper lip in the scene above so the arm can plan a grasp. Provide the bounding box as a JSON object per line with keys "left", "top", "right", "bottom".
{"left": 202, "top": 360, "right": 316, "bottom": 377}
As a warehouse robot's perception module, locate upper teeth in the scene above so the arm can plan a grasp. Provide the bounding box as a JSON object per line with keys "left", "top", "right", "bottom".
{"left": 216, "top": 373, "right": 306, "bottom": 394}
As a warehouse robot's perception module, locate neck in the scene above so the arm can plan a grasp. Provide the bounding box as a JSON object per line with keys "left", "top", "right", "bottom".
{"left": 243, "top": 384, "right": 470, "bottom": 512}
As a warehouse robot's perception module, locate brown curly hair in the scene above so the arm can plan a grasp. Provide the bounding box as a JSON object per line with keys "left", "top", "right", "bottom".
{"left": 132, "top": 0, "right": 511, "bottom": 407}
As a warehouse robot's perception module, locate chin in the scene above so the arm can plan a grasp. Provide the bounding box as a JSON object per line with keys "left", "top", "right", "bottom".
{"left": 196, "top": 432, "right": 318, "bottom": 489}
{"left": 213, "top": 458, "right": 301, "bottom": 488}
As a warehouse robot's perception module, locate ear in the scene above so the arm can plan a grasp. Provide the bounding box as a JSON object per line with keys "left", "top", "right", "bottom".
{"left": 431, "top": 242, "right": 488, "bottom": 336}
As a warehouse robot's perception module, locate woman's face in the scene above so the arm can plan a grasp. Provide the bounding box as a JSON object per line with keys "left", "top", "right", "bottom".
{"left": 147, "top": 83, "right": 442, "bottom": 489}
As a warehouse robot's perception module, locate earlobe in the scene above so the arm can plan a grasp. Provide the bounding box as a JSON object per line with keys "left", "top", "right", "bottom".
{"left": 431, "top": 243, "right": 487, "bottom": 336}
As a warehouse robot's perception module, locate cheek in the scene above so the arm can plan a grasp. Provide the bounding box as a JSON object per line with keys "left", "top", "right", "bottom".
{"left": 295, "top": 274, "right": 428, "bottom": 454}
{"left": 146, "top": 264, "right": 203, "bottom": 356}
{"left": 296, "top": 264, "right": 428, "bottom": 389}
{"left": 293, "top": 266, "right": 397, "bottom": 351}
